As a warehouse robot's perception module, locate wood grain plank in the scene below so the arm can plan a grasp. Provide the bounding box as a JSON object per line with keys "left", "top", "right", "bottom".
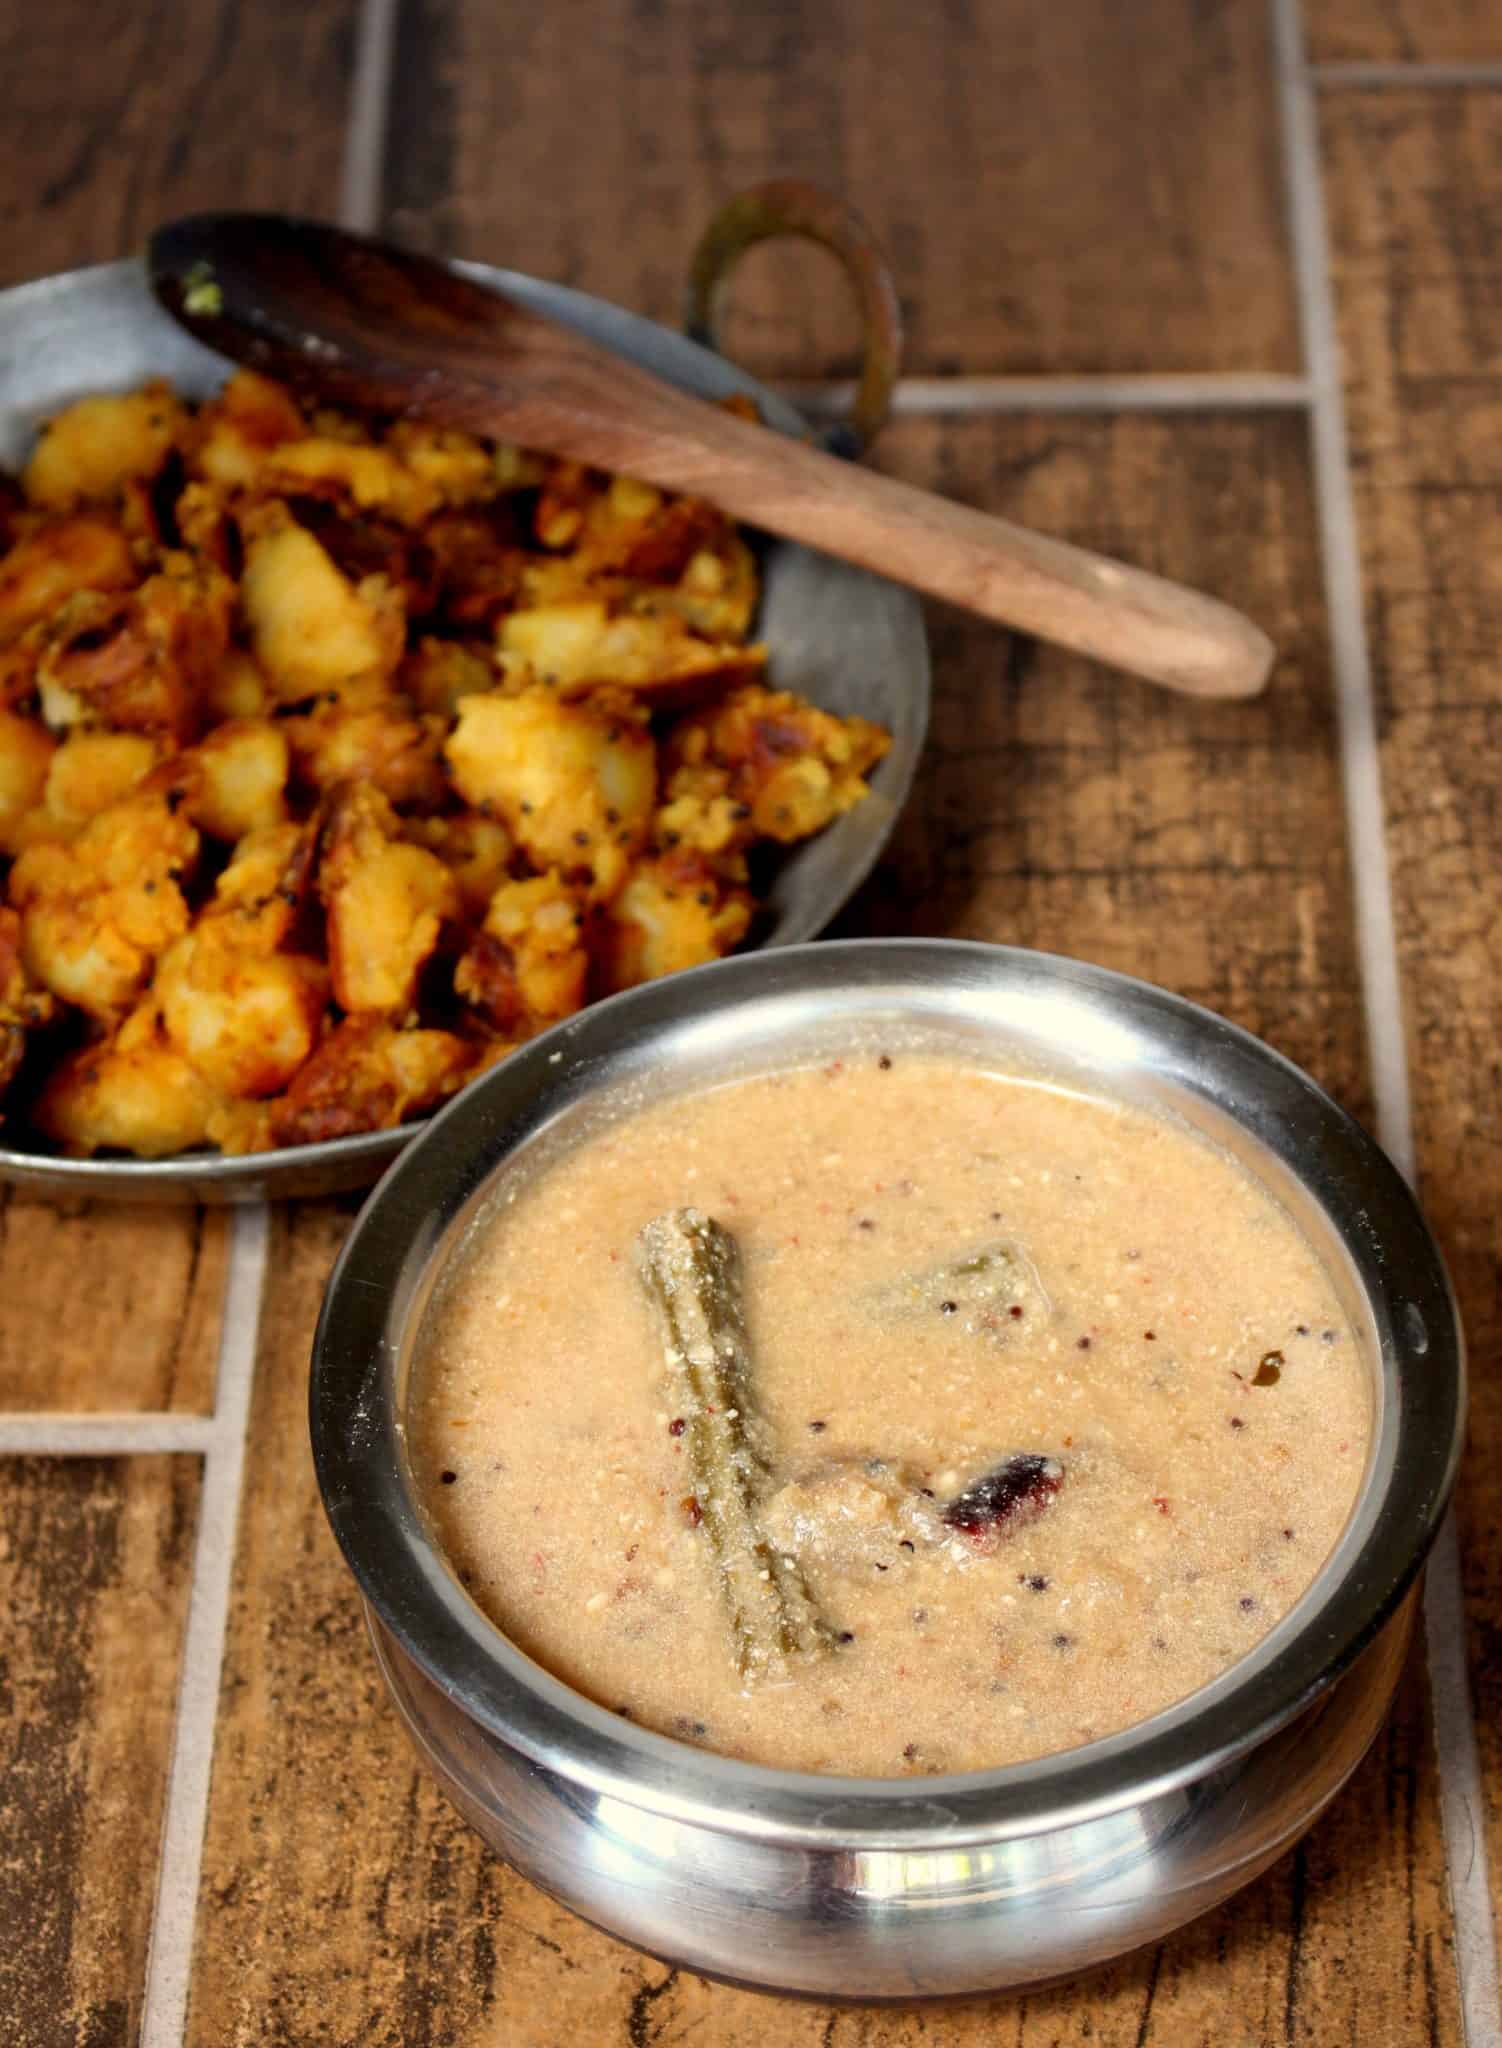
{"left": 0, "top": 1454, "right": 200, "bottom": 2048}
{"left": 839, "top": 414, "right": 1370, "bottom": 1115}
{"left": 1309, "top": 1, "right": 1502, "bottom": 63}
{"left": 188, "top": 416, "right": 1459, "bottom": 2042}
{"left": 383, "top": 0, "right": 1299, "bottom": 379}
{"left": 1322, "top": 83, "right": 1502, "bottom": 1962}
{"left": 0, "top": 0, "right": 360, "bottom": 1413}
{"left": 0, "top": 0, "right": 360, "bottom": 287}
{"left": 0, "top": 1198, "right": 227, "bottom": 1412}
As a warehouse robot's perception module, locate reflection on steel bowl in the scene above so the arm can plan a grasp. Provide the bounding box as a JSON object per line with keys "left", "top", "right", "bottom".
{"left": 310, "top": 939, "right": 1463, "bottom": 2000}
{"left": 0, "top": 261, "right": 929, "bottom": 1202}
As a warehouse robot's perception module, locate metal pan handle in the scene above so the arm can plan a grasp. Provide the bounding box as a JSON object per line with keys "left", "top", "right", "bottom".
{"left": 684, "top": 180, "right": 904, "bottom": 458}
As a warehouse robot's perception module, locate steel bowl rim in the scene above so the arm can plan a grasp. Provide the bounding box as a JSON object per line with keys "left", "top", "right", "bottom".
{"left": 310, "top": 936, "right": 1465, "bottom": 1852}
{"left": 0, "top": 256, "right": 930, "bottom": 1200}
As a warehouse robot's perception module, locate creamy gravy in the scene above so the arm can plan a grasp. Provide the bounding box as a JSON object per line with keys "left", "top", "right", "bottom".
{"left": 411, "top": 1056, "right": 1369, "bottom": 1776}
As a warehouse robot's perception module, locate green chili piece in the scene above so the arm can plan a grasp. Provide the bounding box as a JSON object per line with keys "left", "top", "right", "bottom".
{"left": 637, "top": 1208, "right": 836, "bottom": 1681}
{"left": 879, "top": 1239, "right": 1047, "bottom": 1329}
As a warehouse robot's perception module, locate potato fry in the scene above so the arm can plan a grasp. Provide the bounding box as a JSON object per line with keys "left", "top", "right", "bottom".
{"left": 0, "top": 373, "right": 891, "bottom": 1157}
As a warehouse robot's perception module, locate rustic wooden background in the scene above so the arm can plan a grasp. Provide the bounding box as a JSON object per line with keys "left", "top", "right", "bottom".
{"left": 1, "top": 1, "right": 1498, "bottom": 2043}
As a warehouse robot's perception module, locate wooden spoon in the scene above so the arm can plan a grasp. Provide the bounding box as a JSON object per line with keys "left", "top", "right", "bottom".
{"left": 149, "top": 215, "right": 1273, "bottom": 699}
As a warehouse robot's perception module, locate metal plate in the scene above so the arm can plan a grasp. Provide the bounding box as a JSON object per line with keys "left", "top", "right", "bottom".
{"left": 0, "top": 260, "right": 930, "bottom": 1201}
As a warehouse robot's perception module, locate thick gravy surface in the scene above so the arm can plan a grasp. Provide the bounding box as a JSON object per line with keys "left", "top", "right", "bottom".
{"left": 411, "top": 1056, "right": 1369, "bottom": 1776}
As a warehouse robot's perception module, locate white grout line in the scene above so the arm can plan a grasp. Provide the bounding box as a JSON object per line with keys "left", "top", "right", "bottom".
{"left": 139, "top": 1205, "right": 269, "bottom": 2048}
{"left": 782, "top": 372, "right": 1314, "bottom": 418}
{"left": 1271, "top": 5, "right": 1502, "bottom": 2044}
{"left": 0, "top": 1414, "right": 215, "bottom": 1456}
{"left": 338, "top": 0, "right": 400, "bottom": 235}
{"left": 1314, "top": 61, "right": 1502, "bottom": 90}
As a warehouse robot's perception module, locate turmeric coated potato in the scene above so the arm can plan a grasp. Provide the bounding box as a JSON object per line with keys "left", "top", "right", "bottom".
{"left": 0, "top": 711, "right": 57, "bottom": 855}
{"left": 269, "top": 1015, "right": 475, "bottom": 1148}
{"left": 663, "top": 684, "right": 891, "bottom": 845}
{"left": 498, "top": 598, "right": 764, "bottom": 702}
{"left": 407, "top": 812, "right": 513, "bottom": 918}
{"left": 318, "top": 784, "right": 458, "bottom": 1015}
{"left": 23, "top": 382, "right": 185, "bottom": 511}
{"left": 597, "top": 850, "right": 753, "bottom": 992}
{"left": 157, "top": 926, "right": 326, "bottom": 1101}
{"left": 282, "top": 696, "right": 446, "bottom": 811}
{"left": 0, "top": 373, "right": 891, "bottom": 1157}
{"left": 446, "top": 684, "right": 656, "bottom": 901}
{"left": 35, "top": 558, "right": 233, "bottom": 738}
{"left": 0, "top": 515, "right": 136, "bottom": 647}
{"left": 454, "top": 873, "right": 590, "bottom": 1034}
{"left": 186, "top": 370, "right": 305, "bottom": 490}
{"left": 37, "top": 999, "right": 217, "bottom": 1158}
{"left": 240, "top": 507, "right": 404, "bottom": 698}
{"left": 9, "top": 790, "right": 198, "bottom": 1022}
{"left": 18, "top": 728, "right": 166, "bottom": 851}
{"left": 181, "top": 719, "right": 289, "bottom": 840}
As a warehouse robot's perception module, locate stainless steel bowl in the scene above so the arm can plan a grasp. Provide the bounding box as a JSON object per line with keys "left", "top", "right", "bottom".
{"left": 310, "top": 939, "right": 1464, "bottom": 1999}
{"left": 0, "top": 260, "right": 928, "bottom": 1201}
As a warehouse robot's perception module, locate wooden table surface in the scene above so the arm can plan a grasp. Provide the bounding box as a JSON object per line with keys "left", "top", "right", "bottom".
{"left": 1, "top": 2, "right": 1498, "bottom": 2043}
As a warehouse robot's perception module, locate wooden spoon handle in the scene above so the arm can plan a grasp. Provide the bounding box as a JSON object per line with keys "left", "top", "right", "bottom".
{"left": 151, "top": 216, "right": 1273, "bottom": 699}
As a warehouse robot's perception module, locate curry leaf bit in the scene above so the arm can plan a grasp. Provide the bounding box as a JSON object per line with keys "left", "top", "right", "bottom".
{"left": 636, "top": 1207, "right": 837, "bottom": 1681}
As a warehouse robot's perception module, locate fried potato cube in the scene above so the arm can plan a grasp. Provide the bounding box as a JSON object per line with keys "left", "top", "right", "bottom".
{"left": 240, "top": 507, "right": 405, "bottom": 698}
{"left": 0, "top": 710, "right": 57, "bottom": 855}
{"left": 203, "top": 648, "right": 272, "bottom": 722}
{"left": 9, "top": 791, "right": 198, "bottom": 1021}
{"left": 151, "top": 812, "right": 327, "bottom": 1100}
{"left": 389, "top": 421, "right": 513, "bottom": 507}
{"left": 663, "top": 684, "right": 891, "bottom": 844}
{"left": 36, "top": 999, "right": 217, "bottom": 1157}
{"left": 265, "top": 437, "right": 439, "bottom": 526}
{"left": 445, "top": 685, "right": 655, "bottom": 900}
{"left": 660, "top": 532, "right": 759, "bottom": 641}
{"left": 35, "top": 558, "right": 234, "bottom": 738}
{"left": 156, "top": 927, "right": 326, "bottom": 1099}
{"left": 31, "top": 729, "right": 165, "bottom": 843}
{"left": 23, "top": 382, "right": 186, "bottom": 510}
{"left": 269, "top": 1015, "right": 475, "bottom": 1147}
{"left": 498, "top": 598, "right": 765, "bottom": 703}
{"left": 201, "top": 819, "right": 319, "bottom": 952}
{"left": 0, "top": 903, "right": 56, "bottom": 1102}
{"left": 653, "top": 770, "right": 751, "bottom": 862}
{"left": 583, "top": 480, "right": 746, "bottom": 588}
{"left": 0, "top": 515, "right": 136, "bottom": 645}
{"left": 283, "top": 697, "right": 446, "bottom": 811}
{"left": 187, "top": 370, "right": 306, "bottom": 489}
{"left": 407, "top": 812, "right": 513, "bottom": 919}
{"left": 204, "top": 1098, "right": 276, "bottom": 1154}
{"left": 181, "top": 718, "right": 289, "bottom": 839}
{"left": 454, "top": 873, "right": 589, "bottom": 1033}
{"left": 524, "top": 475, "right": 759, "bottom": 640}
{"left": 318, "top": 784, "right": 458, "bottom": 1015}
{"left": 596, "top": 851, "right": 752, "bottom": 992}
